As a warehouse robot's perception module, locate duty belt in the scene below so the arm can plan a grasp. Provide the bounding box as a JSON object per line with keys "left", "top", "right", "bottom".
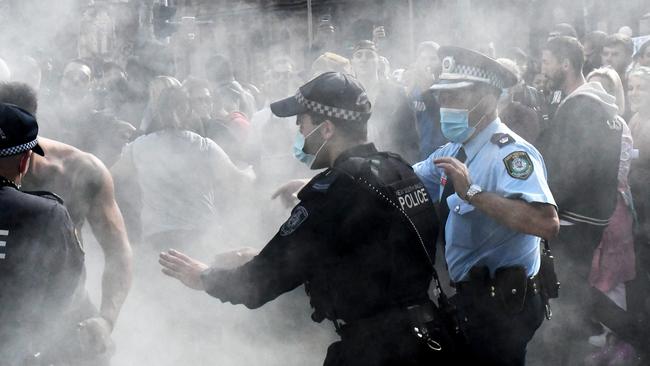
{"left": 452, "top": 275, "right": 540, "bottom": 298}
{"left": 333, "top": 302, "right": 436, "bottom": 340}
{"left": 450, "top": 266, "right": 541, "bottom": 316}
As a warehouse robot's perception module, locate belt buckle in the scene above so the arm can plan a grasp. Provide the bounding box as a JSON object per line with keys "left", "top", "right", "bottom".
{"left": 413, "top": 324, "right": 443, "bottom": 351}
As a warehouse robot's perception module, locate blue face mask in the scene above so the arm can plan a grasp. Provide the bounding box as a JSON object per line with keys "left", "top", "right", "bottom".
{"left": 293, "top": 123, "right": 326, "bottom": 168}
{"left": 440, "top": 97, "right": 487, "bottom": 143}
{"left": 439, "top": 108, "right": 476, "bottom": 143}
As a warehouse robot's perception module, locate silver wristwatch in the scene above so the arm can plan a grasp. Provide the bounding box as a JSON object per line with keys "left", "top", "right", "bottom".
{"left": 465, "top": 184, "right": 483, "bottom": 203}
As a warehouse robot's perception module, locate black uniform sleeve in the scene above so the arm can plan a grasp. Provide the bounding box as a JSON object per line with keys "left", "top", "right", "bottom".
{"left": 201, "top": 180, "right": 356, "bottom": 309}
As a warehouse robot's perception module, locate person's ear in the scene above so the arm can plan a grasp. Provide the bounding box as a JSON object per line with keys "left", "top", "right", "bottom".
{"left": 561, "top": 58, "right": 571, "bottom": 71}
{"left": 484, "top": 93, "right": 499, "bottom": 111}
{"left": 19, "top": 151, "right": 32, "bottom": 176}
{"left": 321, "top": 120, "right": 336, "bottom": 140}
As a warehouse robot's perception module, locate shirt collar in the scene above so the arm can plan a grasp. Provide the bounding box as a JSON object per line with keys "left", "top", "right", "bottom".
{"left": 333, "top": 143, "right": 378, "bottom": 167}
{"left": 462, "top": 117, "right": 502, "bottom": 161}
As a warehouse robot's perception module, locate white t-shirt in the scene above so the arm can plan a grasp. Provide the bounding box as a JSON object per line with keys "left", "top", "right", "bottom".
{"left": 123, "top": 129, "right": 252, "bottom": 238}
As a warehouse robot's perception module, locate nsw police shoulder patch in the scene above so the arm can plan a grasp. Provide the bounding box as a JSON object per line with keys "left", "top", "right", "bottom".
{"left": 280, "top": 206, "right": 309, "bottom": 236}
{"left": 503, "top": 151, "right": 534, "bottom": 180}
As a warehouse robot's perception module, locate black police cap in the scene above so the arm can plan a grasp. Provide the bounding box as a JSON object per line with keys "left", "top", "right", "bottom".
{"left": 0, "top": 103, "right": 44, "bottom": 157}
{"left": 270, "top": 72, "right": 372, "bottom": 122}
{"left": 431, "top": 46, "right": 518, "bottom": 91}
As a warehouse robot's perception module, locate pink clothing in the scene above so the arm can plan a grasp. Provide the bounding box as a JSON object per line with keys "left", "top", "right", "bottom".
{"left": 589, "top": 193, "right": 636, "bottom": 293}
{"left": 589, "top": 120, "right": 636, "bottom": 293}
{"left": 227, "top": 111, "right": 251, "bottom": 142}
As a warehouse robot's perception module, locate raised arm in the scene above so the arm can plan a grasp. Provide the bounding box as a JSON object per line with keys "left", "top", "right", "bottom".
{"left": 435, "top": 155, "right": 559, "bottom": 240}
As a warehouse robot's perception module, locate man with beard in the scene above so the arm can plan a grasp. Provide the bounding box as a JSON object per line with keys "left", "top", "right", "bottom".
{"left": 536, "top": 36, "right": 623, "bottom": 365}
{"left": 160, "top": 72, "right": 450, "bottom": 365}
{"left": 602, "top": 34, "right": 634, "bottom": 86}
{"left": 0, "top": 82, "right": 133, "bottom": 366}
{"left": 602, "top": 33, "right": 635, "bottom": 119}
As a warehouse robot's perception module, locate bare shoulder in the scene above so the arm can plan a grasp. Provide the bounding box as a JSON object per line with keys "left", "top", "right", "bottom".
{"left": 40, "top": 138, "right": 111, "bottom": 190}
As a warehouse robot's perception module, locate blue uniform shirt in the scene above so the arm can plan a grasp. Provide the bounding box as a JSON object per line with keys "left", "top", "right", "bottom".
{"left": 413, "top": 118, "right": 556, "bottom": 282}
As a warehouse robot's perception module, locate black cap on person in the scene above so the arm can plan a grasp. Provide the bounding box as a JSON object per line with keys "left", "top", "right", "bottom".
{"left": 270, "top": 72, "right": 372, "bottom": 122}
{"left": 0, "top": 103, "right": 44, "bottom": 157}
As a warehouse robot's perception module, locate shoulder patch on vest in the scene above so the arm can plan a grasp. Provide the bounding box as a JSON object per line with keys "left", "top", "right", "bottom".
{"left": 490, "top": 133, "right": 515, "bottom": 148}
{"left": 279, "top": 206, "right": 309, "bottom": 236}
{"left": 503, "top": 151, "right": 534, "bottom": 180}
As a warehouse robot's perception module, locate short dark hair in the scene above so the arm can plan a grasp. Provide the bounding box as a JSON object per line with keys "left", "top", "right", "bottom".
{"left": 0, "top": 82, "right": 38, "bottom": 115}
{"left": 550, "top": 23, "right": 578, "bottom": 39}
{"left": 604, "top": 33, "right": 634, "bottom": 57}
{"left": 309, "top": 112, "right": 368, "bottom": 141}
{"left": 583, "top": 31, "right": 607, "bottom": 48}
{"left": 544, "top": 36, "right": 585, "bottom": 74}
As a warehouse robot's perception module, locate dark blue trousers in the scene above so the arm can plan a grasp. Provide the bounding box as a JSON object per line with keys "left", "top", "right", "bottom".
{"left": 452, "top": 289, "right": 545, "bottom": 366}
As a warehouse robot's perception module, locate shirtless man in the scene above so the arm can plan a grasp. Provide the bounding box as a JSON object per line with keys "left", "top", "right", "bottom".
{"left": 0, "top": 82, "right": 132, "bottom": 363}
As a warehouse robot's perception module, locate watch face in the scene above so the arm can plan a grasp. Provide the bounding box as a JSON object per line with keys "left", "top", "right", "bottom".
{"left": 466, "top": 185, "right": 481, "bottom": 201}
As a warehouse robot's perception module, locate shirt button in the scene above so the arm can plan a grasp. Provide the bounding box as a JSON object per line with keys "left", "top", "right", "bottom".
{"left": 454, "top": 205, "right": 460, "bottom": 213}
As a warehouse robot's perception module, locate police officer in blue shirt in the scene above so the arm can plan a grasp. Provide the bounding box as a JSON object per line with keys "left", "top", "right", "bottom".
{"left": 413, "top": 47, "right": 560, "bottom": 366}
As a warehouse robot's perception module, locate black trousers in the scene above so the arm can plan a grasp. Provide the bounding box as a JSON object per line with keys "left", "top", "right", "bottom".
{"left": 322, "top": 317, "right": 457, "bottom": 366}
{"left": 452, "top": 288, "right": 545, "bottom": 366}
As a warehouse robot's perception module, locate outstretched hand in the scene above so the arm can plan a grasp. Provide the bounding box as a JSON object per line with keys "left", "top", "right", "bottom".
{"left": 271, "top": 179, "right": 309, "bottom": 208}
{"left": 159, "top": 249, "right": 208, "bottom": 291}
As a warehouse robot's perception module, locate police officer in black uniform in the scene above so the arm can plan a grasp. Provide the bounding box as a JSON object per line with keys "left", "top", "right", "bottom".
{"left": 0, "top": 103, "right": 85, "bottom": 365}
{"left": 159, "top": 72, "right": 450, "bottom": 365}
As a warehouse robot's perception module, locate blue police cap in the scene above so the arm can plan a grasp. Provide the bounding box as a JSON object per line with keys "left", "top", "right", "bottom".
{"left": 431, "top": 46, "right": 518, "bottom": 91}
{"left": 0, "top": 103, "right": 44, "bottom": 157}
{"left": 270, "top": 72, "right": 372, "bottom": 122}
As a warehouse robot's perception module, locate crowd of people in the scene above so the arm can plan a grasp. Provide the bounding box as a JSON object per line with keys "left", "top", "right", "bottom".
{"left": 1, "top": 2, "right": 650, "bottom": 366}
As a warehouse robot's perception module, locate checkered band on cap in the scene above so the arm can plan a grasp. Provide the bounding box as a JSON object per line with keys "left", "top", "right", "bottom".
{"left": 0, "top": 138, "right": 38, "bottom": 157}
{"left": 295, "top": 91, "right": 368, "bottom": 122}
{"left": 440, "top": 56, "right": 505, "bottom": 89}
